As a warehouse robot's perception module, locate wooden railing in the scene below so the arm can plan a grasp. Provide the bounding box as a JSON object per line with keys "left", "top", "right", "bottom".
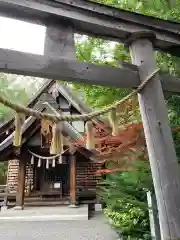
{"left": 0, "top": 185, "right": 8, "bottom": 206}
{"left": 0, "top": 185, "right": 16, "bottom": 207}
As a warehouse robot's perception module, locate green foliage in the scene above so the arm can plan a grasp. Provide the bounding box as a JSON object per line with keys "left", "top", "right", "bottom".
{"left": 167, "top": 95, "right": 180, "bottom": 162}
{"left": 0, "top": 162, "right": 8, "bottom": 184}
{"left": 101, "top": 160, "right": 153, "bottom": 239}
{"left": 75, "top": 36, "right": 130, "bottom": 108}
{"left": 0, "top": 74, "right": 28, "bottom": 122}
{"left": 0, "top": 73, "right": 43, "bottom": 122}
{"left": 105, "top": 207, "right": 150, "bottom": 240}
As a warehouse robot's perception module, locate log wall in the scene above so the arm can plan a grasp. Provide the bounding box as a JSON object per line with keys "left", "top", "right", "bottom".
{"left": 76, "top": 158, "right": 101, "bottom": 199}
{"left": 7, "top": 157, "right": 102, "bottom": 201}
{"left": 7, "top": 160, "right": 33, "bottom": 194}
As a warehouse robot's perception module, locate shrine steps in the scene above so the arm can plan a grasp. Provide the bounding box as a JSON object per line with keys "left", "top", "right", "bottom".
{"left": 24, "top": 196, "right": 70, "bottom": 207}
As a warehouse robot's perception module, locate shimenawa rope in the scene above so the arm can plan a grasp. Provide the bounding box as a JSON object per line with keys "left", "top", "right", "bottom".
{"left": 0, "top": 69, "right": 159, "bottom": 122}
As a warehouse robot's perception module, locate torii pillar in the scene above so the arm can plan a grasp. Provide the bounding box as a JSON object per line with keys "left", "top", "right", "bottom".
{"left": 128, "top": 32, "right": 180, "bottom": 239}
{"left": 16, "top": 154, "right": 26, "bottom": 209}
{"left": 44, "top": 20, "right": 77, "bottom": 207}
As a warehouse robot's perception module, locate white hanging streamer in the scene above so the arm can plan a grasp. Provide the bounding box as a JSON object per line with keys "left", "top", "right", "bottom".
{"left": 38, "top": 158, "right": 41, "bottom": 167}
{"left": 30, "top": 155, "right": 34, "bottom": 165}
{"left": 28, "top": 149, "right": 68, "bottom": 160}
{"left": 46, "top": 159, "right": 49, "bottom": 169}
{"left": 59, "top": 155, "right": 63, "bottom": 164}
{"left": 52, "top": 158, "right": 56, "bottom": 167}
{"left": 28, "top": 149, "right": 68, "bottom": 168}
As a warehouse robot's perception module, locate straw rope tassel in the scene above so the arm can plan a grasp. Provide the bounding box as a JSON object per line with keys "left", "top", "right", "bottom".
{"left": 13, "top": 113, "right": 25, "bottom": 147}
{"left": 50, "top": 122, "right": 63, "bottom": 155}
{"left": 85, "top": 121, "right": 95, "bottom": 150}
{"left": 109, "top": 109, "right": 119, "bottom": 136}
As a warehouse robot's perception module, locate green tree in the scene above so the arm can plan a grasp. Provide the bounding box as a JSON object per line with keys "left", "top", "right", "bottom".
{"left": 102, "top": 159, "right": 153, "bottom": 239}
{"left": 0, "top": 73, "right": 29, "bottom": 122}
{"left": 0, "top": 73, "right": 44, "bottom": 122}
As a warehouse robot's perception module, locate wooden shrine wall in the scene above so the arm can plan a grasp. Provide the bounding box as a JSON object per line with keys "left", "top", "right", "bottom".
{"left": 76, "top": 158, "right": 102, "bottom": 199}
{"left": 7, "top": 160, "right": 33, "bottom": 194}
{"left": 7, "top": 157, "right": 102, "bottom": 200}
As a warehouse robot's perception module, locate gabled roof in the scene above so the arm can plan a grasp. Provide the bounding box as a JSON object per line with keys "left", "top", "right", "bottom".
{"left": 50, "top": 83, "right": 111, "bottom": 133}
{"left": 0, "top": 79, "right": 55, "bottom": 135}
{"left": 0, "top": 80, "right": 111, "bottom": 136}
{"left": 0, "top": 89, "right": 98, "bottom": 160}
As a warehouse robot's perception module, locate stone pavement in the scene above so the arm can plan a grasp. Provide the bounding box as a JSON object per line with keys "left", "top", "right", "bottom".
{"left": 0, "top": 205, "right": 88, "bottom": 221}
{"left": 0, "top": 213, "right": 119, "bottom": 240}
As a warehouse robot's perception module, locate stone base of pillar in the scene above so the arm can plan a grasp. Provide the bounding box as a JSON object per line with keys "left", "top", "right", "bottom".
{"left": 68, "top": 204, "right": 78, "bottom": 208}
{"left": 95, "top": 203, "right": 102, "bottom": 212}
{"left": 14, "top": 205, "right": 24, "bottom": 210}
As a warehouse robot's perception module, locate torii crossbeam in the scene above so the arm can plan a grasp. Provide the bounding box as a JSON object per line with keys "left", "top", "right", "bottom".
{"left": 0, "top": 0, "right": 180, "bottom": 55}
{"left": 0, "top": 0, "right": 180, "bottom": 239}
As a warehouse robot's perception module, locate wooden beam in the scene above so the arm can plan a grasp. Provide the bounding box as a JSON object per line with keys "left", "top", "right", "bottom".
{"left": 16, "top": 154, "right": 26, "bottom": 209}
{"left": 44, "top": 21, "right": 75, "bottom": 59}
{"left": 129, "top": 32, "right": 180, "bottom": 239}
{"left": 160, "top": 73, "right": 180, "bottom": 95}
{"left": 70, "top": 154, "right": 76, "bottom": 205}
{"left": 0, "top": 48, "right": 139, "bottom": 88}
{"left": 0, "top": 0, "right": 180, "bottom": 56}
{"left": 121, "top": 61, "right": 180, "bottom": 95}
{"left": 55, "top": 0, "right": 179, "bottom": 35}
{"left": 0, "top": 47, "right": 180, "bottom": 93}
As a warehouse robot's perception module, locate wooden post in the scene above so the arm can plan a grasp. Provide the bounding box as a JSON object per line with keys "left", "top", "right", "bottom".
{"left": 3, "top": 163, "right": 10, "bottom": 208}
{"left": 3, "top": 184, "right": 8, "bottom": 208}
{"left": 128, "top": 32, "right": 180, "bottom": 239}
{"left": 16, "top": 156, "right": 26, "bottom": 209}
{"left": 147, "top": 191, "right": 161, "bottom": 240}
{"left": 44, "top": 18, "right": 76, "bottom": 203}
{"left": 70, "top": 154, "right": 77, "bottom": 206}
{"left": 44, "top": 21, "right": 76, "bottom": 59}
{"left": 44, "top": 18, "right": 76, "bottom": 205}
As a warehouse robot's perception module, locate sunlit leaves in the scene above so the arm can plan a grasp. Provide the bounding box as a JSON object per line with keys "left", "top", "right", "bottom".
{"left": 0, "top": 73, "right": 43, "bottom": 122}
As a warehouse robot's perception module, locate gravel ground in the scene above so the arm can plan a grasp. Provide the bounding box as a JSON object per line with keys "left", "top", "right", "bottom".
{"left": 0, "top": 213, "right": 119, "bottom": 240}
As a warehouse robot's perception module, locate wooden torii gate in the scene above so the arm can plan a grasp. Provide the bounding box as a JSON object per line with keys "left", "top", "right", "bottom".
{"left": 0, "top": 0, "right": 180, "bottom": 239}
